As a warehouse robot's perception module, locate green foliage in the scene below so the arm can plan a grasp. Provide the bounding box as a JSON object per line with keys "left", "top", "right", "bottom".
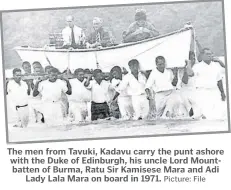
{"left": 2, "top": 1, "right": 225, "bottom": 69}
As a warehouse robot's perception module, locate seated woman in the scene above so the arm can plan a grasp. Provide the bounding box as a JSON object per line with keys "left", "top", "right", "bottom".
{"left": 123, "top": 9, "right": 159, "bottom": 43}
{"left": 86, "top": 17, "right": 114, "bottom": 48}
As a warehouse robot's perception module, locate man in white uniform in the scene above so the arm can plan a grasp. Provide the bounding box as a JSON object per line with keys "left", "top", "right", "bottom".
{"left": 6, "top": 68, "right": 30, "bottom": 128}
{"left": 113, "top": 59, "right": 149, "bottom": 120}
{"left": 33, "top": 68, "right": 72, "bottom": 126}
{"left": 28, "top": 61, "right": 45, "bottom": 124}
{"left": 179, "top": 51, "right": 205, "bottom": 119}
{"left": 84, "top": 69, "right": 111, "bottom": 121}
{"left": 68, "top": 68, "right": 91, "bottom": 123}
{"left": 192, "top": 48, "right": 226, "bottom": 119}
{"left": 145, "top": 56, "right": 179, "bottom": 118}
{"left": 62, "top": 15, "right": 86, "bottom": 49}
{"left": 110, "top": 66, "right": 134, "bottom": 120}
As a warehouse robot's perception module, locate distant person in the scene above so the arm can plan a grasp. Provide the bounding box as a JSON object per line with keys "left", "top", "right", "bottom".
{"left": 22, "top": 61, "right": 34, "bottom": 90}
{"left": 62, "top": 15, "right": 86, "bottom": 49}
{"left": 86, "top": 17, "right": 114, "bottom": 48}
{"left": 32, "top": 61, "right": 45, "bottom": 74}
{"left": 22, "top": 61, "right": 32, "bottom": 75}
{"left": 45, "top": 66, "right": 54, "bottom": 74}
{"left": 123, "top": 9, "right": 159, "bottom": 43}
{"left": 6, "top": 68, "right": 30, "bottom": 128}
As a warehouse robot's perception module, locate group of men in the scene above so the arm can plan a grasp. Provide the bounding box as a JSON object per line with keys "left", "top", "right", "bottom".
{"left": 6, "top": 8, "right": 227, "bottom": 128}
{"left": 60, "top": 9, "right": 159, "bottom": 49}
{"left": 6, "top": 43, "right": 226, "bottom": 128}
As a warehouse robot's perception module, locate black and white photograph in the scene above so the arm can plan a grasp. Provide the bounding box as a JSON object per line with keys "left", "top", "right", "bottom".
{"left": 1, "top": 0, "right": 229, "bottom": 143}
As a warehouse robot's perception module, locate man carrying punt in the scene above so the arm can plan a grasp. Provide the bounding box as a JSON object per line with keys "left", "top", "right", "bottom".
{"left": 112, "top": 59, "right": 149, "bottom": 120}
{"left": 28, "top": 61, "right": 45, "bottom": 124}
{"left": 84, "top": 69, "right": 111, "bottom": 121}
{"left": 145, "top": 56, "right": 181, "bottom": 118}
{"left": 68, "top": 68, "right": 91, "bottom": 123}
{"left": 6, "top": 68, "right": 30, "bottom": 128}
{"left": 110, "top": 66, "right": 134, "bottom": 120}
{"left": 192, "top": 48, "right": 226, "bottom": 119}
{"left": 33, "top": 68, "right": 72, "bottom": 127}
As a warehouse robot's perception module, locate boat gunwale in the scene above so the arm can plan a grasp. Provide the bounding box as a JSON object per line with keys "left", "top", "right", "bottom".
{"left": 14, "top": 27, "right": 192, "bottom": 53}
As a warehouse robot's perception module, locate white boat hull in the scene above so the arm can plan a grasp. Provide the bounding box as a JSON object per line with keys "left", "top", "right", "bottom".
{"left": 15, "top": 28, "right": 192, "bottom": 72}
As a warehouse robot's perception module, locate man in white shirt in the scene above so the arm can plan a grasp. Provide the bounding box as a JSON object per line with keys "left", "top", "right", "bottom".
{"left": 62, "top": 15, "right": 86, "bottom": 49}
{"left": 6, "top": 68, "right": 30, "bottom": 128}
{"left": 110, "top": 66, "right": 134, "bottom": 120}
{"left": 33, "top": 68, "right": 72, "bottom": 126}
{"left": 145, "top": 56, "right": 180, "bottom": 118}
{"left": 68, "top": 68, "right": 91, "bottom": 123}
{"left": 179, "top": 51, "right": 205, "bottom": 119}
{"left": 28, "top": 61, "right": 46, "bottom": 124}
{"left": 84, "top": 69, "right": 111, "bottom": 121}
{"left": 112, "top": 59, "right": 149, "bottom": 120}
{"left": 192, "top": 48, "right": 226, "bottom": 119}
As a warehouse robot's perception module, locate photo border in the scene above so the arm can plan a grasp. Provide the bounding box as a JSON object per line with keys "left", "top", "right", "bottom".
{"left": 0, "top": 0, "right": 230, "bottom": 144}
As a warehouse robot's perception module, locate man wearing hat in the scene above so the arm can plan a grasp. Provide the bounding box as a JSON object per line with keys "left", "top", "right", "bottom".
{"left": 86, "top": 17, "right": 114, "bottom": 48}
{"left": 123, "top": 9, "right": 159, "bottom": 43}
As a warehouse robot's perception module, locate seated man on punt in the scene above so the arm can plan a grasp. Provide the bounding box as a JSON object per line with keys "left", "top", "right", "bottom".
{"left": 123, "top": 9, "right": 159, "bottom": 43}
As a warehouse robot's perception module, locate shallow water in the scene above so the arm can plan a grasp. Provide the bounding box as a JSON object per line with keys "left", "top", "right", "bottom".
{"left": 8, "top": 118, "right": 229, "bottom": 143}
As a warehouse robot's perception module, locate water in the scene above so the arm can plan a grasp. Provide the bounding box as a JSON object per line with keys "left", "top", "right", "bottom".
{"left": 8, "top": 118, "right": 228, "bottom": 142}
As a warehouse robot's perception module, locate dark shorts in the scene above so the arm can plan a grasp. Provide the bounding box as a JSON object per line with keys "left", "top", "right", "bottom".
{"left": 91, "top": 101, "right": 110, "bottom": 121}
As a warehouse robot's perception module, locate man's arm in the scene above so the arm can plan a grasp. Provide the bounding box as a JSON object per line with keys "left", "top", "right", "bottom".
{"left": 147, "top": 22, "right": 159, "bottom": 37}
{"left": 112, "top": 75, "right": 129, "bottom": 101}
{"left": 195, "top": 37, "right": 203, "bottom": 62}
{"left": 26, "top": 81, "right": 31, "bottom": 96}
{"left": 63, "top": 78, "right": 72, "bottom": 95}
{"left": 123, "top": 23, "right": 140, "bottom": 43}
{"left": 213, "top": 57, "right": 225, "bottom": 68}
{"left": 145, "top": 88, "right": 152, "bottom": 100}
{"left": 217, "top": 80, "right": 226, "bottom": 101}
{"left": 145, "top": 70, "right": 155, "bottom": 100}
{"left": 112, "top": 91, "right": 120, "bottom": 101}
{"left": 84, "top": 75, "right": 92, "bottom": 87}
{"left": 33, "top": 80, "right": 41, "bottom": 97}
{"left": 6, "top": 80, "right": 9, "bottom": 95}
{"left": 171, "top": 68, "right": 178, "bottom": 86}
{"left": 181, "top": 68, "right": 189, "bottom": 84}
